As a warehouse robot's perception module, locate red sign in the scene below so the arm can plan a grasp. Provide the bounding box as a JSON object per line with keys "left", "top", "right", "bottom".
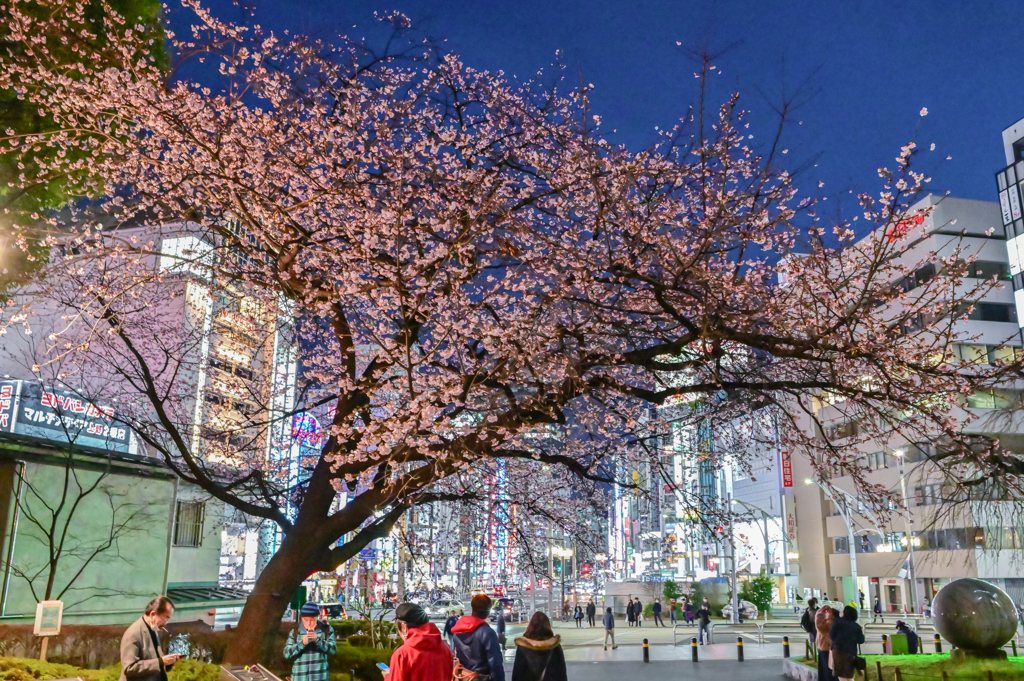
{"left": 781, "top": 450, "right": 793, "bottom": 487}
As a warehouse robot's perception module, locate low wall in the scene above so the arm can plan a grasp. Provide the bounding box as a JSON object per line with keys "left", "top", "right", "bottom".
{"left": 782, "top": 657, "right": 816, "bottom": 681}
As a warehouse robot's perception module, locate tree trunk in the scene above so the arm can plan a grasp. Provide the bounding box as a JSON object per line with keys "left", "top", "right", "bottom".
{"left": 223, "top": 531, "right": 318, "bottom": 665}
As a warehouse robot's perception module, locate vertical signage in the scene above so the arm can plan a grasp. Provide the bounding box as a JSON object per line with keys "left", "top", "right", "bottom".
{"left": 780, "top": 450, "right": 793, "bottom": 487}
{"left": 1000, "top": 190, "right": 1013, "bottom": 225}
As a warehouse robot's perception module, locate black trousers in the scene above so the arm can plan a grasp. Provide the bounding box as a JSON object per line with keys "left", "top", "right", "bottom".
{"left": 653, "top": 614, "right": 664, "bottom": 626}
{"left": 587, "top": 615, "right": 595, "bottom": 626}
{"left": 817, "top": 649, "right": 833, "bottom": 681}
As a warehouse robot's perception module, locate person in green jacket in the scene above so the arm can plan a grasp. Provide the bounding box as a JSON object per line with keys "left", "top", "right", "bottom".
{"left": 285, "top": 602, "right": 337, "bottom": 681}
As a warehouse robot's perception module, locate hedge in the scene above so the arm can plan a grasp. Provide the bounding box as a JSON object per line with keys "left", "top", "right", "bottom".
{"left": 0, "top": 657, "right": 219, "bottom": 681}
{"left": 0, "top": 623, "right": 396, "bottom": 681}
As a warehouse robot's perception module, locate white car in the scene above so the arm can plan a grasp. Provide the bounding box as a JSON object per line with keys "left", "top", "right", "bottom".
{"left": 426, "top": 598, "right": 466, "bottom": 619}
{"left": 721, "top": 600, "right": 759, "bottom": 621}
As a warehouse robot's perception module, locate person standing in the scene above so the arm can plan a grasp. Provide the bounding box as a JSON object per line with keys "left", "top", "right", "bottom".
{"left": 696, "top": 601, "right": 712, "bottom": 644}
{"left": 858, "top": 591, "right": 865, "bottom": 611}
{"left": 585, "top": 600, "right": 596, "bottom": 628}
{"left": 387, "top": 604, "right": 453, "bottom": 681}
{"left": 684, "top": 598, "right": 694, "bottom": 626}
{"left": 444, "top": 610, "right": 459, "bottom": 650}
{"left": 284, "top": 602, "right": 338, "bottom": 681}
{"left": 573, "top": 605, "right": 583, "bottom": 628}
{"left": 496, "top": 608, "right": 508, "bottom": 653}
{"left": 119, "top": 596, "right": 179, "bottom": 681}
{"left": 668, "top": 598, "right": 677, "bottom": 626}
{"left": 511, "top": 613, "right": 567, "bottom": 681}
{"left": 801, "top": 598, "right": 819, "bottom": 652}
{"left": 815, "top": 606, "right": 836, "bottom": 681}
{"left": 602, "top": 607, "right": 618, "bottom": 650}
{"left": 451, "top": 595, "right": 506, "bottom": 681}
{"left": 652, "top": 599, "right": 664, "bottom": 627}
{"left": 829, "top": 606, "right": 865, "bottom": 681}
{"left": 634, "top": 599, "right": 643, "bottom": 627}
{"left": 872, "top": 597, "right": 883, "bottom": 624}
{"left": 626, "top": 598, "right": 636, "bottom": 627}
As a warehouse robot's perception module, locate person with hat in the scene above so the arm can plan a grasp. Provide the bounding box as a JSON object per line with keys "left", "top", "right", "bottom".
{"left": 450, "top": 594, "right": 505, "bottom": 681}
{"left": 284, "top": 601, "right": 337, "bottom": 681}
{"left": 386, "top": 603, "right": 453, "bottom": 681}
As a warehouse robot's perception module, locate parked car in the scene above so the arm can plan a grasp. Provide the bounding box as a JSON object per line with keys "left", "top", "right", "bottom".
{"left": 426, "top": 598, "right": 466, "bottom": 619}
{"left": 721, "top": 600, "right": 759, "bottom": 621}
{"left": 490, "top": 597, "right": 527, "bottom": 623}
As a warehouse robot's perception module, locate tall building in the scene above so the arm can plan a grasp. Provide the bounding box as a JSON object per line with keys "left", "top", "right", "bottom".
{"left": 0, "top": 221, "right": 299, "bottom": 621}
{"left": 791, "top": 194, "right": 1024, "bottom": 611}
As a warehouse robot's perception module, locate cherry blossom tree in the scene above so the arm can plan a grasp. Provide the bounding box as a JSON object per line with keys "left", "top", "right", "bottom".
{"left": 2, "top": 0, "right": 1022, "bottom": 662}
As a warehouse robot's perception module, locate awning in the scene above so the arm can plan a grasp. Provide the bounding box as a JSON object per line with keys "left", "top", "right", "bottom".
{"left": 167, "top": 585, "right": 249, "bottom": 609}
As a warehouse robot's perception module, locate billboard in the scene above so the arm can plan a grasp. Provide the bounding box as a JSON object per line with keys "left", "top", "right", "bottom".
{"left": 0, "top": 380, "right": 136, "bottom": 454}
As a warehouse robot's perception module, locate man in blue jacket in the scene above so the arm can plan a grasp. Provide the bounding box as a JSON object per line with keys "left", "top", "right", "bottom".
{"left": 451, "top": 595, "right": 505, "bottom": 681}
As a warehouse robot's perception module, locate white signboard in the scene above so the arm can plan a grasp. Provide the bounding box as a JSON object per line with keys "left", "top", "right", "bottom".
{"left": 1012, "top": 187, "right": 1022, "bottom": 220}
{"left": 1008, "top": 235, "right": 1024, "bottom": 277}
{"left": 1001, "top": 190, "right": 1013, "bottom": 225}
{"left": 33, "top": 600, "right": 63, "bottom": 637}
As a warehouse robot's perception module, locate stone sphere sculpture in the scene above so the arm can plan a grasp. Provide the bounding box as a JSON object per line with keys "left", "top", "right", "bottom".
{"left": 932, "top": 578, "right": 1018, "bottom": 657}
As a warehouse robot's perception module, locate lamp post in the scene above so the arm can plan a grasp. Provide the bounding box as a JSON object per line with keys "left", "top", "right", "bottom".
{"left": 730, "top": 498, "right": 782, "bottom": 574}
{"left": 553, "top": 546, "right": 573, "bottom": 619}
{"left": 726, "top": 493, "right": 740, "bottom": 624}
{"left": 804, "top": 479, "right": 885, "bottom": 606}
{"left": 892, "top": 449, "right": 918, "bottom": 614}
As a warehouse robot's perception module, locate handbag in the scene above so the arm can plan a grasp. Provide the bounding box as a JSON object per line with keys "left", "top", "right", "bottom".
{"left": 854, "top": 656, "right": 867, "bottom": 671}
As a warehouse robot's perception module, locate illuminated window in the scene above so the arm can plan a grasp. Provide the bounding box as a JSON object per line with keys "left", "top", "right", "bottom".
{"left": 159, "top": 236, "right": 214, "bottom": 277}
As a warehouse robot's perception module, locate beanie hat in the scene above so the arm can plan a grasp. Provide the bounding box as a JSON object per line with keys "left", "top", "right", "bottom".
{"left": 300, "top": 601, "right": 320, "bottom": 617}
{"left": 394, "top": 603, "right": 430, "bottom": 628}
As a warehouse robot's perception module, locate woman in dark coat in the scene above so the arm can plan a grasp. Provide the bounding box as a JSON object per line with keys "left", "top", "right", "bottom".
{"left": 829, "top": 606, "right": 865, "bottom": 681}
{"left": 511, "top": 612, "right": 568, "bottom": 681}
{"left": 626, "top": 599, "right": 636, "bottom": 626}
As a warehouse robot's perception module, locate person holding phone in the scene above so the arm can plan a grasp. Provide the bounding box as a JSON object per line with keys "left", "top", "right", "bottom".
{"left": 285, "top": 602, "right": 338, "bottom": 681}
{"left": 386, "top": 603, "right": 453, "bottom": 681}
{"left": 119, "top": 596, "right": 179, "bottom": 681}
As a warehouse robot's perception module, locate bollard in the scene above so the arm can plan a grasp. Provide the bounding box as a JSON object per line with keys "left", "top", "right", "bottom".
{"left": 876, "top": 661, "right": 883, "bottom": 681}
{"left": 987, "top": 671, "right": 994, "bottom": 681}
{"left": 1013, "top": 638, "right": 1018, "bottom": 657}
{"left": 881, "top": 634, "right": 888, "bottom": 654}
{"left": 942, "top": 672, "right": 948, "bottom": 681}
{"left": 783, "top": 635, "right": 790, "bottom": 658}
{"left": 691, "top": 637, "right": 698, "bottom": 662}
{"left": 350, "top": 670, "right": 355, "bottom": 681}
{"left": 737, "top": 636, "right": 744, "bottom": 662}
{"left": 643, "top": 638, "right": 649, "bottom": 663}
{"left": 895, "top": 668, "right": 903, "bottom": 681}
{"left": 934, "top": 633, "right": 942, "bottom": 654}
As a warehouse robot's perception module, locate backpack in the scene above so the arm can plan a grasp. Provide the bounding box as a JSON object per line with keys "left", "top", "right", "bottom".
{"left": 800, "top": 608, "right": 815, "bottom": 634}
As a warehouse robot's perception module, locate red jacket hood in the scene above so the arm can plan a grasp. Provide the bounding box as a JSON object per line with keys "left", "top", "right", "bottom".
{"left": 404, "top": 622, "right": 445, "bottom": 650}
{"left": 450, "top": 615, "right": 488, "bottom": 634}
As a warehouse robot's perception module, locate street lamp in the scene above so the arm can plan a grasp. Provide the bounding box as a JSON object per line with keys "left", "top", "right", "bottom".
{"left": 804, "top": 478, "right": 885, "bottom": 607}
{"left": 729, "top": 498, "right": 783, "bottom": 575}
{"left": 892, "top": 448, "right": 919, "bottom": 614}
{"left": 553, "top": 546, "right": 573, "bottom": 619}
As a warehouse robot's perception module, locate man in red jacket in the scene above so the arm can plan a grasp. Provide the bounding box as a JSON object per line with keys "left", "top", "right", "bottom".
{"left": 387, "top": 603, "right": 453, "bottom": 681}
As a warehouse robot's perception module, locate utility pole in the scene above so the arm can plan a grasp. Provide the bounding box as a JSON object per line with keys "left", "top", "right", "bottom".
{"left": 728, "top": 493, "right": 739, "bottom": 625}
{"left": 397, "top": 512, "right": 408, "bottom": 601}
{"left": 547, "top": 522, "right": 554, "bottom": 617}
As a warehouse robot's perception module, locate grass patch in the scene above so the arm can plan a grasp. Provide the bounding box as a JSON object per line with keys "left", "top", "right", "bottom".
{"left": 800, "top": 653, "right": 1024, "bottom": 680}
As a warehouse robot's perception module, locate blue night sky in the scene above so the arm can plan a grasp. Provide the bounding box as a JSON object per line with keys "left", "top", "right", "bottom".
{"left": 188, "top": 0, "right": 1024, "bottom": 210}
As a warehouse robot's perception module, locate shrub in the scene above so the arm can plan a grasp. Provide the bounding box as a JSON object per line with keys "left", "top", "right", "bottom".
{"left": 330, "top": 641, "right": 394, "bottom": 681}
{"left": 0, "top": 658, "right": 217, "bottom": 681}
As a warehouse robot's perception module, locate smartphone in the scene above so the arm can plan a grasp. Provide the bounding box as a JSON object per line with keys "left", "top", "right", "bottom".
{"left": 375, "top": 663, "right": 390, "bottom": 673}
